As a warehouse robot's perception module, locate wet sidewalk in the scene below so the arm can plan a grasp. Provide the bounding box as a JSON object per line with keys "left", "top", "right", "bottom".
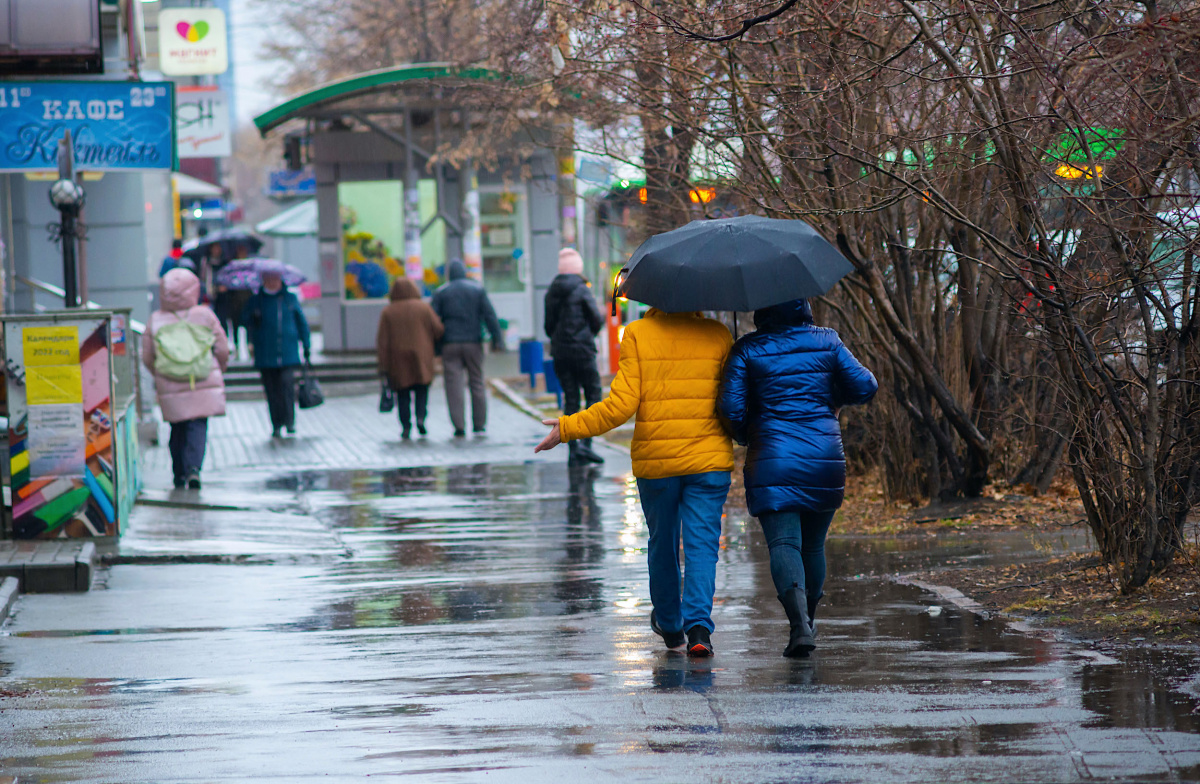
{"left": 1, "top": 388, "right": 1199, "bottom": 782}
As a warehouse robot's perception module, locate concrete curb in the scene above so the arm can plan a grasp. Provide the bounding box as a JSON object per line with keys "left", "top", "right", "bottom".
{"left": 0, "top": 576, "right": 19, "bottom": 626}
{"left": 489, "top": 378, "right": 628, "bottom": 455}
{"left": 895, "top": 574, "right": 1095, "bottom": 646}
{"left": 896, "top": 577, "right": 992, "bottom": 619}
{"left": 489, "top": 378, "right": 547, "bottom": 422}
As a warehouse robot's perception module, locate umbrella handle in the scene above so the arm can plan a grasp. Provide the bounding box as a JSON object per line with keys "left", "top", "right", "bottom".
{"left": 611, "top": 267, "right": 628, "bottom": 318}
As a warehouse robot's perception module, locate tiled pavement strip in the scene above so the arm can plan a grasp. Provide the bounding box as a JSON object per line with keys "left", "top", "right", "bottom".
{"left": 140, "top": 378, "right": 567, "bottom": 483}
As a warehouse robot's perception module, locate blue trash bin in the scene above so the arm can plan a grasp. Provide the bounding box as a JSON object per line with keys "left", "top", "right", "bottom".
{"left": 518, "top": 340, "right": 544, "bottom": 388}
{"left": 544, "top": 359, "right": 563, "bottom": 409}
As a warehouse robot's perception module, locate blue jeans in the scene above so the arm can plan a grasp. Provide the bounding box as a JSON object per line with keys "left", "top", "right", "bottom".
{"left": 758, "top": 509, "right": 836, "bottom": 617}
{"left": 637, "top": 471, "right": 731, "bottom": 634}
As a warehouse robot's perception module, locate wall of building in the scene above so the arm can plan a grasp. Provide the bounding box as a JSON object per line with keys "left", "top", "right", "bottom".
{"left": 1, "top": 172, "right": 161, "bottom": 322}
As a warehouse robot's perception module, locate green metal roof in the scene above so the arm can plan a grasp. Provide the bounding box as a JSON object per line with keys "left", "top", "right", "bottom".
{"left": 253, "top": 63, "right": 503, "bottom": 136}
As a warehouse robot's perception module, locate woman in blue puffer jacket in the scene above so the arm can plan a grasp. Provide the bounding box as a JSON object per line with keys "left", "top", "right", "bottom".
{"left": 719, "top": 298, "right": 877, "bottom": 657}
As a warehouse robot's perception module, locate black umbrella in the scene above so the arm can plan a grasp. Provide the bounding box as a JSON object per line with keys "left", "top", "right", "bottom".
{"left": 617, "top": 215, "right": 854, "bottom": 313}
{"left": 182, "top": 228, "right": 264, "bottom": 264}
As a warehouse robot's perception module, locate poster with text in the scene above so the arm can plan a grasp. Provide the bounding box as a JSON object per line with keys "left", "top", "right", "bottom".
{"left": 5, "top": 318, "right": 117, "bottom": 538}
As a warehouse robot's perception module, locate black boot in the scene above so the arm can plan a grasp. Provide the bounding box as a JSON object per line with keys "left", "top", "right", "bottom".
{"left": 779, "top": 585, "right": 816, "bottom": 658}
{"left": 568, "top": 441, "right": 586, "bottom": 465}
{"left": 576, "top": 438, "right": 605, "bottom": 464}
{"left": 808, "top": 592, "right": 822, "bottom": 639}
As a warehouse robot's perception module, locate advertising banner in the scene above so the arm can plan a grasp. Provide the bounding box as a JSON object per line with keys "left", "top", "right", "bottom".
{"left": 0, "top": 81, "right": 175, "bottom": 172}
{"left": 176, "top": 86, "right": 232, "bottom": 158}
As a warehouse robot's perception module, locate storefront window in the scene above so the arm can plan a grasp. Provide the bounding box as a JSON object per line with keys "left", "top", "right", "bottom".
{"left": 480, "top": 190, "right": 525, "bottom": 294}
{"left": 339, "top": 181, "right": 403, "bottom": 300}
{"left": 338, "top": 180, "right": 448, "bottom": 299}
{"left": 418, "top": 179, "right": 447, "bottom": 291}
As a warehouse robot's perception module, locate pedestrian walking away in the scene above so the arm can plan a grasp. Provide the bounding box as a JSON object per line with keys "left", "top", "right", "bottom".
{"left": 719, "top": 298, "right": 877, "bottom": 657}
{"left": 431, "top": 258, "right": 504, "bottom": 436}
{"left": 243, "top": 262, "right": 311, "bottom": 438}
{"left": 536, "top": 308, "right": 733, "bottom": 657}
{"left": 158, "top": 238, "right": 191, "bottom": 278}
{"left": 544, "top": 248, "right": 605, "bottom": 465}
{"left": 377, "top": 277, "right": 445, "bottom": 439}
{"left": 143, "top": 268, "right": 229, "bottom": 489}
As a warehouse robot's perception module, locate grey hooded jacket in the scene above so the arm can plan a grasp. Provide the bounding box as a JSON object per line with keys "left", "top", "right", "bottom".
{"left": 431, "top": 260, "right": 504, "bottom": 346}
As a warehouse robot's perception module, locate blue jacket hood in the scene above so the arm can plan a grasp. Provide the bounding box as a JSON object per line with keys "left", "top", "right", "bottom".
{"left": 447, "top": 259, "right": 467, "bottom": 281}
{"left": 754, "top": 298, "right": 812, "bottom": 330}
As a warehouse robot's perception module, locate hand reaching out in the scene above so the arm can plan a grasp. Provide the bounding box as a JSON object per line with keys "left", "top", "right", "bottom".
{"left": 534, "top": 418, "right": 562, "bottom": 453}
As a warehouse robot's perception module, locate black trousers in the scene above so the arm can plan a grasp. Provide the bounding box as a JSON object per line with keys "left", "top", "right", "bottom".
{"left": 396, "top": 384, "right": 430, "bottom": 430}
{"left": 260, "top": 366, "right": 297, "bottom": 429}
{"left": 554, "top": 356, "right": 603, "bottom": 416}
{"left": 168, "top": 418, "right": 208, "bottom": 482}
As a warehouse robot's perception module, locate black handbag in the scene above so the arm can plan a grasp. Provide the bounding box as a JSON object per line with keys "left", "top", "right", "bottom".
{"left": 297, "top": 363, "right": 325, "bottom": 409}
{"left": 379, "top": 379, "right": 396, "bottom": 413}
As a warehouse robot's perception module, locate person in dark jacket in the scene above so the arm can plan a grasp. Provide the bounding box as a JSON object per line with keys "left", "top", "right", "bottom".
{"left": 544, "top": 248, "right": 605, "bottom": 465}
{"left": 431, "top": 259, "right": 503, "bottom": 436}
{"left": 719, "top": 298, "right": 877, "bottom": 658}
{"left": 244, "top": 264, "right": 312, "bottom": 438}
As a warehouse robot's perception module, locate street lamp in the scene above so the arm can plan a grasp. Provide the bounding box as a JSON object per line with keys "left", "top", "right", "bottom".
{"left": 48, "top": 130, "right": 85, "bottom": 308}
{"left": 49, "top": 178, "right": 85, "bottom": 212}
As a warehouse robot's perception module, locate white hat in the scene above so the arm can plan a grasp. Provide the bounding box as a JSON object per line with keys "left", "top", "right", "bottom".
{"left": 558, "top": 248, "right": 584, "bottom": 275}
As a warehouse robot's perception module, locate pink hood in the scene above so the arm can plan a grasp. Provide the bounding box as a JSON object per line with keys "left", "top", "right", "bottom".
{"left": 160, "top": 268, "right": 201, "bottom": 312}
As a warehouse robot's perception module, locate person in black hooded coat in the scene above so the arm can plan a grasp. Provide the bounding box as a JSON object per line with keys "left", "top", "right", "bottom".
{"left": 544, "top": 248, "right": 605, "bottom": 464}
{"left": 719, "top": 298, "right": 877, "bottom": 657}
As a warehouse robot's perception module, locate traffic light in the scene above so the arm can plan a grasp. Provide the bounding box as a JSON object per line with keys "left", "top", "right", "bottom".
{"left": 283, "top": 135, "right": 305, "bottom": 171}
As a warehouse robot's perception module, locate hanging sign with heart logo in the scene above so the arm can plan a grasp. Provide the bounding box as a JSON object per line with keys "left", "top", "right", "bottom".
{"left": 159, "top": 8, "right": 227, "bottom": 75}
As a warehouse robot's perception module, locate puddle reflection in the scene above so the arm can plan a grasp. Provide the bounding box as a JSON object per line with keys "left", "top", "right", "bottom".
{"left": 282, "top": 459, "right": 1200, "bottom": 743}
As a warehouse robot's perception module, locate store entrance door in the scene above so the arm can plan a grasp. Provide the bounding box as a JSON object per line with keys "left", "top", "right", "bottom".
{"left": 479, "top": 185, "right": 534, "bottom": 345}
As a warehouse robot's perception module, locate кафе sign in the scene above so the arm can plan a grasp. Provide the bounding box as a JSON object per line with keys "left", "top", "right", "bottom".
{"left": 0, "top": 81, "right": 175, "bottom": 171}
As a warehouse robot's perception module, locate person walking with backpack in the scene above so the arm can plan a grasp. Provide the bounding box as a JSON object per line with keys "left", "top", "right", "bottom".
{"left": 244, "top": 263, "right": 311, "bottom": 438}
{"left": 544, "top": 248, "right": 605, "bottom": 465}
{"left": 535, "top": 308, "right": 734, "bottom": 657}
{"left": 143, "top": 268, "right": 229, "bottom": 489}
{"left": 719, "top": 298, "right": 877, "bottom": 657}
{"left": 377, "top": 278, "right": 444, "bottom": 439}
{"left": 431, "top": 259, "right": 503, "bottom": 437}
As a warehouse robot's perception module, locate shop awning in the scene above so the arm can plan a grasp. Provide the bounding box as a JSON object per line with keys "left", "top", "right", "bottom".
{"left": 256, "top": 199, "right": 317, "bottom": 236}
{"left": 172, "top": 172, "right": 223, "bottom": 198}
{"left": 252, "top": 62, "right": 502, "bottom": 136}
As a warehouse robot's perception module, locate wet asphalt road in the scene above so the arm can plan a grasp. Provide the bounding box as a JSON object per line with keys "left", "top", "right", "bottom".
{"left": 1, "top": 410, "right": 1199, "bottom": 782}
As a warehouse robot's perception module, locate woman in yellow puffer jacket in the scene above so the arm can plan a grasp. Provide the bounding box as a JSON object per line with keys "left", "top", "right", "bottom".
{"left": 536, "top": 308, "right": 733, "bottom": 657}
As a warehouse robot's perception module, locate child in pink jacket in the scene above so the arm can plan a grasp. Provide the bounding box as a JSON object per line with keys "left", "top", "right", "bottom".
{"left": 144, "top": 268, "right": 229, "bottom": 489}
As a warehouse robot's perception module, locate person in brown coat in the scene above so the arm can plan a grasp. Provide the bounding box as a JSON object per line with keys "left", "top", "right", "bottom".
{"left": 377, "top": 278, "right": 445, "bottom": 439}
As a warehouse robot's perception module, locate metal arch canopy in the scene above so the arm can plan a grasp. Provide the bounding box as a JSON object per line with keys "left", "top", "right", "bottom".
{"left": 252, "top": 62, "right": 505, "bottom": 136}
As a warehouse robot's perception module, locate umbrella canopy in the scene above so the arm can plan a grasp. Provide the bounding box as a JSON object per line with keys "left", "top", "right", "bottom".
{"left": 214, "top": 258, "right": 307, "bottom": 290}
{"left": 618, "top": 215, "right": 854, "bottom": 313}
{"left": 182, "top": 228, "right": 264, "bottom": 263}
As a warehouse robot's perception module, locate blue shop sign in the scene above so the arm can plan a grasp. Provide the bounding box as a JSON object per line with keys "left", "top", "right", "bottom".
{"left": 268, "top": 168, "right": 316, "bottom": 196}
{"left": 0, "top": 81, "right": 175, "bottom": 171}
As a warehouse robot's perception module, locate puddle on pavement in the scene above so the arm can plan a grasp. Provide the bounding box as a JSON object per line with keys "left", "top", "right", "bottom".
{"left": 270, "top": 461, "right": 1200, "bottom": 737}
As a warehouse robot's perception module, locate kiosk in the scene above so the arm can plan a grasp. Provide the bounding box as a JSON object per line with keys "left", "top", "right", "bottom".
{"left": 253, "top": 64, "right": 594, "bottom": 352}
{"left": 1, "top": 309, "right": 142, "bottom": 539}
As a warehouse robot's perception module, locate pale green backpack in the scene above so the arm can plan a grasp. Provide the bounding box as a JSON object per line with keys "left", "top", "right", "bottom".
{"left": 154, "top": 314, "right": 215, "bottom": 388}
